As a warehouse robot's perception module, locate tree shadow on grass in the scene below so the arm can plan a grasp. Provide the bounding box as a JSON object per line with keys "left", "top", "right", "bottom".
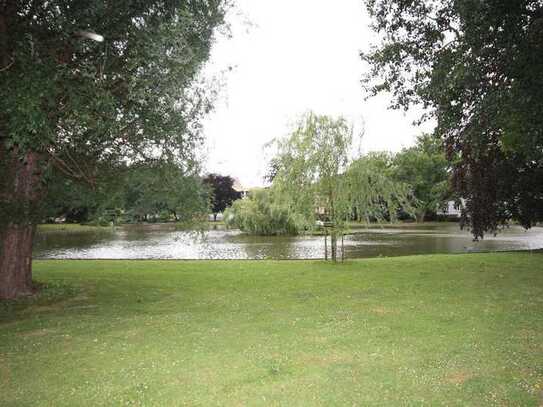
{"left": 0, "top": 281, "right": 81, "bottom": 324}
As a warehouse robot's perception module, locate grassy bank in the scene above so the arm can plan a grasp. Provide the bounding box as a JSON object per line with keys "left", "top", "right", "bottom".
{"left": 37, "top": 224, "right": 113, "bottom": 233}
{"left": 37, "top": 221, "right": 225, "bottom": 233}
{"left": 1, "top": 253, "right": 543, "bottom": 405}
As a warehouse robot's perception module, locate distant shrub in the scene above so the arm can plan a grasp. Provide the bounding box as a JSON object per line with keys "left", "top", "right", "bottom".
{"left": 224, "top": 189, "right": 307, "bottom": 235}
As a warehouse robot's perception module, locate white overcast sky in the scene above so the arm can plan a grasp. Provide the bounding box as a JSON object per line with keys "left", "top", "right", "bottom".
{"left": 201, "top": 0, "right": 433, "bottom": 188}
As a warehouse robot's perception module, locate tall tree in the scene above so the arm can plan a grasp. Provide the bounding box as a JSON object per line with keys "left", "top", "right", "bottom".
{"left": 272, "top": 113, "right": 352, "bottom": 261}
{"left": 392, "top": 134, "right": 450, "bottom": 221}
{"left": 347, "top": 152, "right": 416, "bottom": 223}
{"left": 123, "top": 163, "right": 209, "bottom": 223}
{"left": 0, "top": 1, "right": 228, "bottom": 299}
{"left": 271, "top": 113, "right": 415, "bottom": 261}
{"left": 363, "top": 0, "right": 543, "bottom": 238}
{"left": 203, "top": 173, "right": 240, "bottom": 221}
{"left": 43, "top": 162, "right": 209, "bottom": 224}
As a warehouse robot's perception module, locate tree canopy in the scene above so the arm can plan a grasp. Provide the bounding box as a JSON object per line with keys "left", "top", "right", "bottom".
{"left": 1, "top": 1, "right": 228, "bottom": 177}
{"left": 203, "top": 173, "right": 241, "bottom": 218}
{"left": 347, "top": 152, "right": 417, "bottom": 223}
{"left": 0, "top": 1, "right": 229, "bottom": 298}
{"left": 120, "top": 163, "right": 209, "bottom": 223}
{"left": 272, "top": 114, "right": 353, "bottom": 234}
{"left": 363, "top": 0, "right": 543, "bottom": 238}
{"left": 392, "top": 134, "right": 450, "bottom": 221}
{"left": 224, "top": 188, "right": 306, "bottom": 235}
{"left": 258, "top": 113, "right": 415, "bottom": 261}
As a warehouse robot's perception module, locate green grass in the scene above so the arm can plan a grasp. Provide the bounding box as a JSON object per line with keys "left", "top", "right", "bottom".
{"left": 1, "top": 253, "right": 543, "bottom": 406}
{"left": 38, "top": 221, "right": 226, "bottom": 233}
{"left": 37, "top": 224, "right": 113, "bottom": 233}
{"left": 208, "top": 220, "right": 226, "bottom": 225}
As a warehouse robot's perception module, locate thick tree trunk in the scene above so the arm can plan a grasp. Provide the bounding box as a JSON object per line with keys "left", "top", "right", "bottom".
{"left": 0, "top": 224, "right": 35, "bottom": 299}
{"left": 0, "top": 148, "right": 43, "bottom": 299}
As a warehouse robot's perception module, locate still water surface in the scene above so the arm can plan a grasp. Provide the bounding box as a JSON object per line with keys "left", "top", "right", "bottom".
{"left": 33, "top": 223, "right": 543, "bottom": 260}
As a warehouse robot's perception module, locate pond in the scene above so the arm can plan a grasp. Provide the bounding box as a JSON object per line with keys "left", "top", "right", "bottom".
{"left": 33, "top": 222, "right": 543, "bottom": 260}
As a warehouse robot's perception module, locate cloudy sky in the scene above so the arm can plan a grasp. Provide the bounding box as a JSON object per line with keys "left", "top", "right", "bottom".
{"left": 201, "top": 0, "right": 433, "bottom": 188}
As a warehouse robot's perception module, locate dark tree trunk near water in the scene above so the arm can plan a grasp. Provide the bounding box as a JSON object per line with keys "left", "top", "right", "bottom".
{"left": 330, "top": 232, "right": 337, "bottom": 262}
{"left": 0, "top": 224, "right": 35, "bottom": 299}
{"left": 0, "top": 148, "right": 43, "bottom": 299}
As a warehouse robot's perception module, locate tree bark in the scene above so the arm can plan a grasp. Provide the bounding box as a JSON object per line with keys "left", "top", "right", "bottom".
{"left": 330, "top": 232, "right": 337, "bottom": 262}
{"left": 0, "top": 224, "right": 35, "bottom": 299}
{"left": 0, "top": 148, "right": 43, "bottom": 299}
{"left": 324, "top": 232, "right": 328, "bottom": 260}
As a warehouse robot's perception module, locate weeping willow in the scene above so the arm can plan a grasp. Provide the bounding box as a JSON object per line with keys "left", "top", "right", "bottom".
{"left": 228, "top": 113, "right": 417, "bottom": 260}
{"left": 224, "top": 189, "right": 309, "bottom": 235}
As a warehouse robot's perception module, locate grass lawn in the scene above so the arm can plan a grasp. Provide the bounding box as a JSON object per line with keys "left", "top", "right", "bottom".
{"left": 37, "top": 221, "right": 226, "bottom": 233}
{"left": 1, "top": 253, "right": 543, "bottom": 406}
{"left": 37, "top": 224, "right": 113, "bottom": 233}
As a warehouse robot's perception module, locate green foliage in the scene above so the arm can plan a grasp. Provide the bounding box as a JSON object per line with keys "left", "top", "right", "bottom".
{"left": 347, "top": 152, "right": 417, "bottom": 222}
{"left": 0, "top": 0, "right": 229, "bottom": 221}
{"left": 263, "top": 113, "right": 417, "bottom": 260}
{"left": 270, "top": 114, "right": 417, "bottom": 230}
{"left": 363, "top": 0, "right": 543, "bottom": 238}
{"left": 391, "top": 134, "right": 450, "bottom": 220}
{"left": 43, "top": 162, "right": 209, "bottom": 224}
{"left": 224, "top": 189, "right": 307, "bottom": 235}
{"left": 43, "top": 171, "right": 118, "bottom": 223}
{"left": 121, "top": 163, "right": 209, "bottom": 223}
{"left": 272, "top": 113, "right": 353, "bottom": 231}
